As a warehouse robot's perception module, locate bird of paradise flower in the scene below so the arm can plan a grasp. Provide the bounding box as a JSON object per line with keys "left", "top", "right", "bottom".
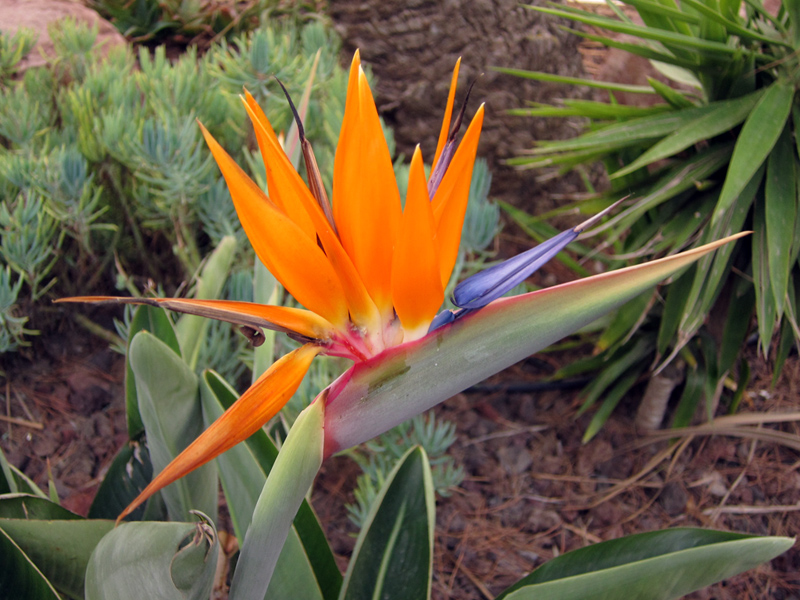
{"left": 59, "top": 51, "right": 746, "bottom": 533}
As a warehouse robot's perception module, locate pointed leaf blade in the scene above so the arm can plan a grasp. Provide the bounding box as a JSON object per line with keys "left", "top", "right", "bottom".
{"left": 495, "top": 529, "right": 792, "bottom": 600}
{"left": 340, "top": 446, "right": 435, "bottom": 600}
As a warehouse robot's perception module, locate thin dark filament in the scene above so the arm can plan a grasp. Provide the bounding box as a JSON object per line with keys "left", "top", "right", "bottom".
{"left": 427, "top": 77, "right": 479, "bottom": 199}
{"left": 275, "top": 77, "right": 338, "bottom": 235}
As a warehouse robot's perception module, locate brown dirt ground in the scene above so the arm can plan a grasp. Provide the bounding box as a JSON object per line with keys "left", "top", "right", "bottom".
{"left": 2, "top": 324, "right": 799, "bottom": 599}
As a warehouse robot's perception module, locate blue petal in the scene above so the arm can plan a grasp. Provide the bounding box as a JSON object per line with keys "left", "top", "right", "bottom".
{"left": 452, "top": 228, "right": 578, "bottom": 309}
{"left": 451, "top": 199, "right": 626, "bottom": 311}
{"left": 427, "top": 309, "right": 457, "bottom": 333}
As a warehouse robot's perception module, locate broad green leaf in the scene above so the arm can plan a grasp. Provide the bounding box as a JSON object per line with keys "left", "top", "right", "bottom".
{"left": 613, "top": 89, "right": 764, "bottom": 178}
{"left": 88, "top": 441, "right": 153, "bottom": 521}
{"left": 129, "top": 331, "right": 217, "bottom": 523}
{"left": 229, "top": 400, "right": 325, "bottom": 600}
{"left": 176, "top": 235, "right": 237, "bottom": 370}
{"left": 494, "top": 67, "right": 655, "bottom": 94}
{"left": 496, "top": 529, "right": 792, "bottom": 600}
{"left": 0, "top": 518, "right": 114, "bottom": 600}
{"left": 0, "top": 494, "right": 80, "bottom": 520}
{"left": 713, "top": 80, "right": 793, "bottom": 226}
{"left": 324, "top": 235, "right": 747, "bottom": 453}
{"left": 125, "top": 304, "right": 181, "bottom": 439}
{"left": 765, "top": 124, "right": 796, "bottom": 319}
{"left": 0, "top": 528, "right": 60, "bottom": 600}
{"left": 339, "top": 446, "right": 435, "bottom": 600}
{"left": 85, "top": 516, "right": 218, "bottom": 600}
{"left": 199, "top": 371, "right": 341, "bottom": 600}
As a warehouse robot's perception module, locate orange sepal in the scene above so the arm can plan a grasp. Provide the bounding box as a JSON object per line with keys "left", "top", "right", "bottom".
{"left": 240, "top": 96, "right": 382, "bottom": 332}
{"left": 242, "top": 90, "right": 316, "bottom": 240}
{"left": 199, "top": 122, "right": 349, "bottom": 329}
{"left": 333, "top": 54, "right": 402, "bottom": 319}
{"left": 116, "top": 344, "right": 322, "bottom": 523}
{"left": 391, "top": 147, "right": 444, "bottom": 338}
{"left": 56, "top": 296, "right": 336, "bottom": 340}
{"left": 432, "top": 58, "right": 461, "bottom": 171}
{"left": 432, "top": 104, "right": 485, "bottom": 287}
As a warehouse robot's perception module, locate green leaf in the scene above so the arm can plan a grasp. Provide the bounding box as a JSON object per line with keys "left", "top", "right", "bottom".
{"left": 765, "top": 124, "right": 796, "bottom": 320}
{"left": 176, "top": 235, "right": 237, "bottom": 371}
{"left": 583, "top": 368, "right": 642, "bottom": 443}
{"left": 670, "top": 361, "right": 704, "bottom": 428}
{"left": 595, "top": 291, "right": 653, "bottom": 353}
{"left": 657, "top": 266, "right": 696, "bottom": 355}
{"left": 533, "top": 104, "right": 715, "bottom": 154}
{"left": 528, "top": 5, "right": 761, "bottom": 58}
{"left": 87, "top": 441, "right": 154, "bottom": 521}
{"left": 612, "top": 89, "right": 764, "bottom": 179}
{"left": 647, "top": 78, "right": 695, "bottom": 109}
{"left": 718, "top": 276, "right": 755, "bottom": 374}
{"left": 129, "top": 331, "right": 218, "bottom": 523}
{"left": 676, "top": 0, "right": 789, "bottom": 45}
{"left": 674, "top": 166, "right": 762, "bottom": 356}
{"left": 201, "top": 371, "right": 342, "bottom": 600}
{"left": 494, "top": 66, "right": 655, "bottom": 94}
{"left": 0, "top": 494, "right": 80, "bottom": 520}
{"left": 603, "top": 144, "right": 734, "bottom": 242}
{"left": 229, "top": 400, "right": 325, "bottom": 600}
{"left": 496, "top": 528, "right": 793, "bottom": 600}
{"left": 753, "top": 199, "right": 778, "bottom": 356}
{"left": 0, "top": 448, "right": 47, "bottom": 498}
{"left": 564, "top": 27, "right": 727, "bottom": 71}
{"left": 85, "top": 515, "right": 218, "bottom": 600}
{"left": 578, "top": 335, "right": 653, "bottom": 416}
{"left": 339, "top": 446, "right": 435, "bottom": 600}
{"left": 0, "top": 518, "right": 114, "bottom": 600}
{"left": 324, "top": 235, "right": 748, "bottom": 452}
{"left": 713, "top": 80, "right": 794, "bottom": 227}
{"left": 125, "top": 304, "right": 182, "bottom": 440}
{"left": 0, "top": 528, "right": 60, "bottom": 600}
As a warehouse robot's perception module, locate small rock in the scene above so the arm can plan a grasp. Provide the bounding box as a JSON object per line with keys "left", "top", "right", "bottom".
{"left": 659, "top": 481, "right": 689, "bottom": 516}
{"left": 496, "top": 444, "right": 533, "bottom": 475}
{"left": 706, "top": 471, "right": 729, "bottom": 498}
